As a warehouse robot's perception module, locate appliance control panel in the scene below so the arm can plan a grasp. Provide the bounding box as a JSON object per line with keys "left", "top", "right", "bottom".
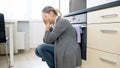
{"left": 64, "top": 14, "right": 87, "bottom": 23}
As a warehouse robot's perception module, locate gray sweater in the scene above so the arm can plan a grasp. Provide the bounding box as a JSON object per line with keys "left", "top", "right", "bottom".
{"left": 43, "top": 17, "right": 81, "bottom": 68}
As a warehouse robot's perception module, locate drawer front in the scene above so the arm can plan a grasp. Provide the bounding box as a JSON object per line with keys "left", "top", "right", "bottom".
{"left": 82, "top": 48, "right": 120, "bottom": 68}
{"left": 87, "top": 23, "right": 120, "bottom": 54}
{"left": 87, "top": 6, "right": 120, "bottom": 24}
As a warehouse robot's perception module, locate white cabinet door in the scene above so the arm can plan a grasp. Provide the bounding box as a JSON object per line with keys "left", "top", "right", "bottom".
{"left": 87, "top": 0, "right": 118, "bottom": 8}
{"left": 87, "top": 6, "right": 120, "bottom": 24}
{"left": 87, "top": 23, "right": 120, "bottom": 55}
{"left": 82, "top": 48, "right": 120, "bottom": 68}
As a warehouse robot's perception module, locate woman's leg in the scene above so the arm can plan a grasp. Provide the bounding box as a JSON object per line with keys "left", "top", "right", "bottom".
{"left": 35, "top": 44, "right": 54, "bottom": 68}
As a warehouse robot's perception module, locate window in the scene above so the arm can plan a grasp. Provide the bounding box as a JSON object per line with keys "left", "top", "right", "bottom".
{"left": 0, "top": 0, "right": 69, "bottom": 20}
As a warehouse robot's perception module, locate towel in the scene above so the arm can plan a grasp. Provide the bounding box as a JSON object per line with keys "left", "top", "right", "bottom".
{"left": 73, "top": 25, "right": 82, "bottom": 43}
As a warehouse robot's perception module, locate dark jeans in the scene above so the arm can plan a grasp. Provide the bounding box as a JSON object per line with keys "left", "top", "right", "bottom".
{"left": 35, "top": 44, "right": 54, "bottom": 68}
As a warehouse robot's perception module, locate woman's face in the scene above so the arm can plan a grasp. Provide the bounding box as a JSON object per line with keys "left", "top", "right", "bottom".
{"left": 42, "top": 11, "right": 55, "bottom": 24}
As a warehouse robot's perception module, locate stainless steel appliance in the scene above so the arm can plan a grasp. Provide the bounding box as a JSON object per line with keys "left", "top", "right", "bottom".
{"left": 69, "top": 0, "right": 86, "bottom": 12}
{"left": 65, "top": 13, "right": 87, "bottom": 60}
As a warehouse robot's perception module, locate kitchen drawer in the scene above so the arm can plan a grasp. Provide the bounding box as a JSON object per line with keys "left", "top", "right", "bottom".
{"left": 82, "top": 48, "right": 120, "bottom": 68}
{"left": 87, "top": 23, "right": 120, "bottom": 54}
{"left": 87, "top": 6, "right": 120, "bottom": 24}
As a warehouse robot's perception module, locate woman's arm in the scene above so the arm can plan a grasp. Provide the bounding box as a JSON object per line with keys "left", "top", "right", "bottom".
{"left": 43, "top": 19, "right": 68, "bottom": 44}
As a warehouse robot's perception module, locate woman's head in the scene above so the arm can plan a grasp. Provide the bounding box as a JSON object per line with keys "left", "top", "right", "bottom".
{"left": 42, "top": 6, "right": 58, "bottom": 24}
{"left": 42, "top": 6, "right": 58, "bottom": 16}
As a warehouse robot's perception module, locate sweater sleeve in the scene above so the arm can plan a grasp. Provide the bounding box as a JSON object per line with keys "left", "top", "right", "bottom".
{"left": 43, "top": 19, "right": 68, "bottom": 44}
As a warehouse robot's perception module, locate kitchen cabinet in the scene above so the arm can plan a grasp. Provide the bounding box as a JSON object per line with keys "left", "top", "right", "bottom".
{"left": 85, "top": 6, "right": 120, "bottom": 68}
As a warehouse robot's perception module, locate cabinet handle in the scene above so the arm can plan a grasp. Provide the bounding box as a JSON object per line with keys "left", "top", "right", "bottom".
{"left": 99, "top": 57, "right": 116, "bottom": 64}
{"left": 101, "top": 14, "right": 118, "bottom": 18}
{"left": 100, "top": 30, "right": 117, "bottom": 33}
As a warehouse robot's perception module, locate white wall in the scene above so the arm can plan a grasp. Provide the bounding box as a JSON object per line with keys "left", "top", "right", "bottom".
{"left": 60, "top": 0, "right": 70, "bottom": 16}
{"left": 31, "top": 0, "right": 55, "bottom": 20}
{"left": 0, "top": 0, "right": 29, "bottom": 20}
{"left": 30, "top": 21, "right": 45, "bottom": 48}
{"left": 0, "top": 0, "right": 12, "bottom": 20}
{"left": 11, "top": 0, "right": 29, "bottom": 20}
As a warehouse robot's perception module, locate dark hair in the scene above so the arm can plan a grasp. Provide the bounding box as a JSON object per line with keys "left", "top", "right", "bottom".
{"left": 42, "top": 6, "right": 58, "bottom": 15}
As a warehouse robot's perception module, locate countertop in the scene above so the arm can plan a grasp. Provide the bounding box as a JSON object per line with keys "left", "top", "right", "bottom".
{"left": 64, "top": 1, "right": 120, "bottom": 17}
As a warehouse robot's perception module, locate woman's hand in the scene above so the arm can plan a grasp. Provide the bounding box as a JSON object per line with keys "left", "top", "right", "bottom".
{"left": 43, "top": 14, "right": 50, "bottom": 25}
{"left": 42, "top": 13, "right": 50, "bottom": 31}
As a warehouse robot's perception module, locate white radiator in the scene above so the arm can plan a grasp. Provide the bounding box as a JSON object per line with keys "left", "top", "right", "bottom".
{"left": 16, "top": 32, "right": 25, "bottom": 50}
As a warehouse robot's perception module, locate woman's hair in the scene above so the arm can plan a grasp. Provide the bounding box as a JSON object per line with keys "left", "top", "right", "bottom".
{"left": 55, "top": 8, "right": 62, "bottom": 16}
{"left": 42, "top": 6, "right": 58, "bottom": 16}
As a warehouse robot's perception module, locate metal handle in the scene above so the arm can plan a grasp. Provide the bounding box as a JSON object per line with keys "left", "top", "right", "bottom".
{"left": 101, "top": 14, "right": 118, "bottom": 18}
{"left": 100, "top": 30, "right": 117, "bottom": 33}
{"left": 99, "top": 57, "right": 116, "bottom": 64}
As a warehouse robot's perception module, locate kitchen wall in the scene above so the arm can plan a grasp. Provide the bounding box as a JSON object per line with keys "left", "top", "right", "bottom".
{"left": 30, "top": 21, "right": 45, "bottom": 48}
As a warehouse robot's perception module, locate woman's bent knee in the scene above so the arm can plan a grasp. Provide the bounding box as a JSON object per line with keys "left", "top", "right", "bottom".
{"left": 35, "top": 48, "right": 39, "bottom": 57}
{"left": 35, "top": 44, "right": 46, "bottom": 57}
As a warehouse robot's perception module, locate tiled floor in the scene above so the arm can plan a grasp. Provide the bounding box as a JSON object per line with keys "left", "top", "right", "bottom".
{"left": 0, "top": 49, "right": 48, "bottom": 68}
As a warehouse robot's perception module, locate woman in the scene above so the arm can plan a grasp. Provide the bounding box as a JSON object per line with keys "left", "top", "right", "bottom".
{"left": 35, "top": 6, "right": 81, "bottom": 68}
